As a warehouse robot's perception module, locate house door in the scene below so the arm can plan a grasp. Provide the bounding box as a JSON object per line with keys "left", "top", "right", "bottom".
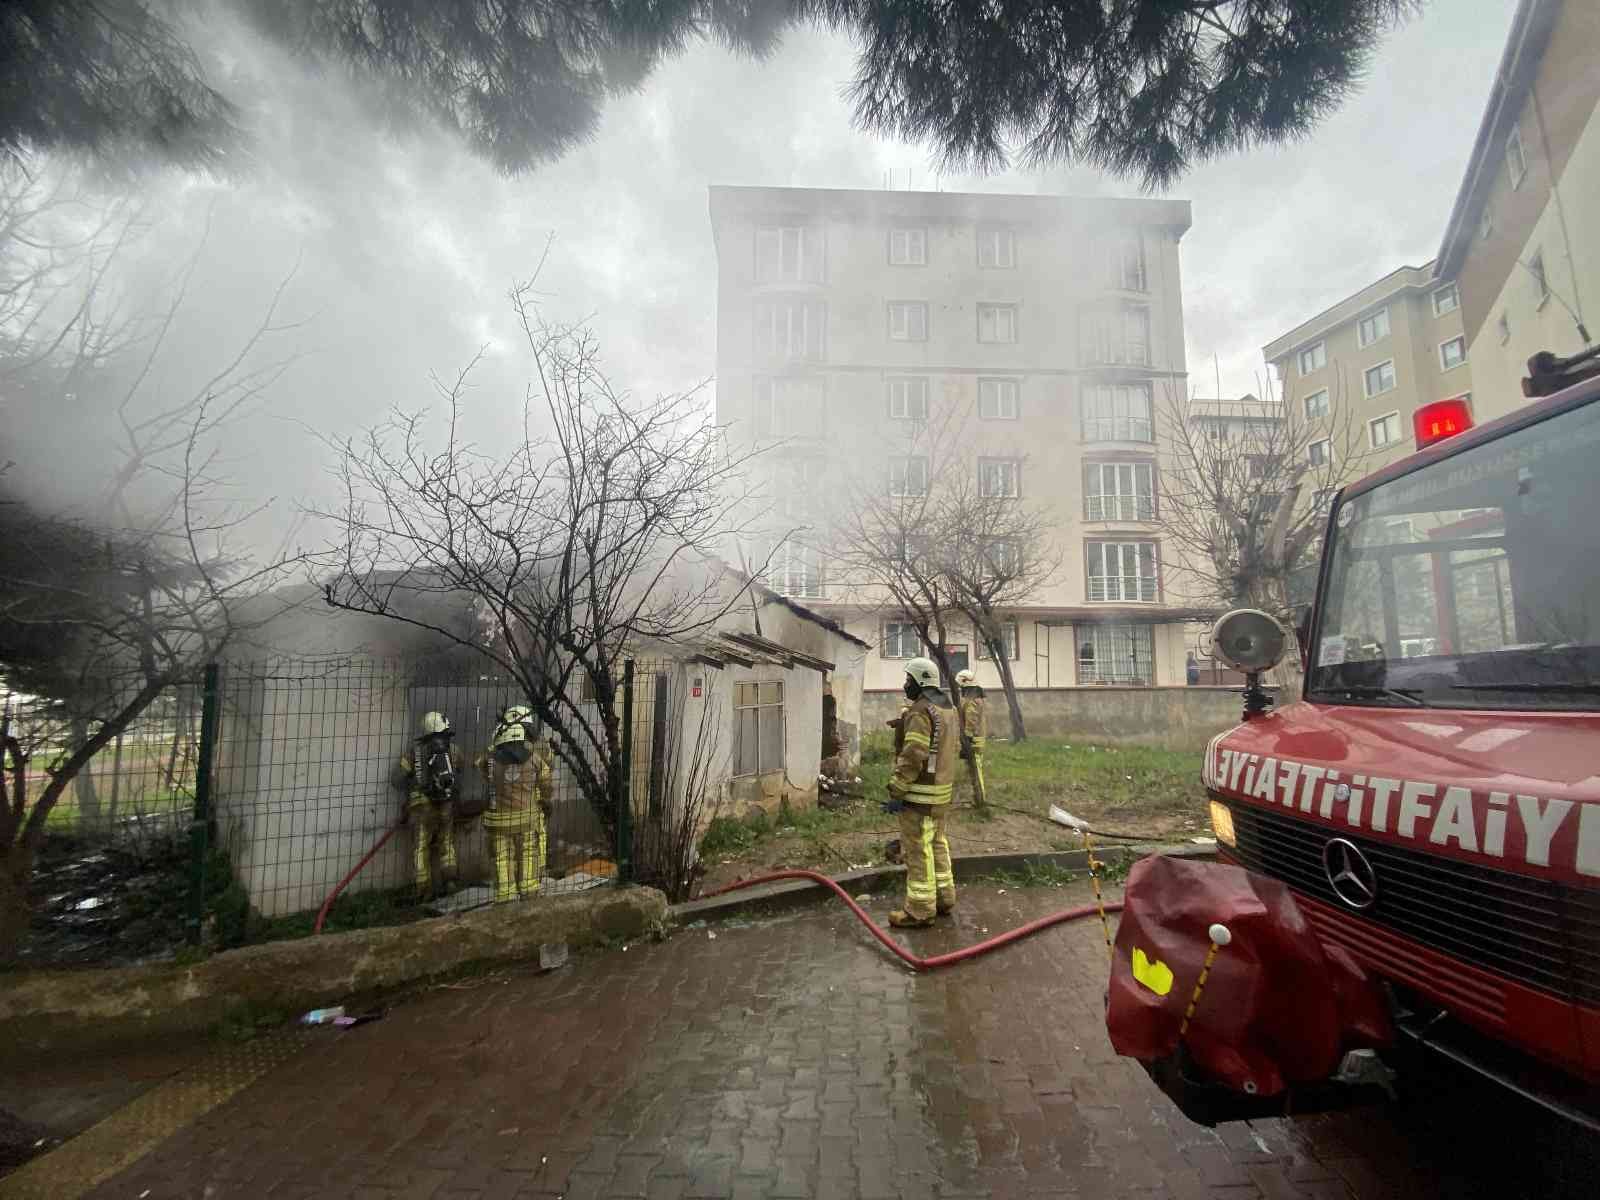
{"left": 945, "top": 645, "right": 969, "bottom": 675}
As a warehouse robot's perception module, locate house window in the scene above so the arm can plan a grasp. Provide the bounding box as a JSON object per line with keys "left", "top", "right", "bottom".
{"left": 1506, "top": 124, "right": 1526, "bottom": 188}
{"left": 1082, "top": 305, "right": 1149, "bottom": 365}
{"left": 1432, "top": 283, "right": 1460, "bottom": 316}
{"left": 1357, "top": 307, "right": 1390, "bottom": 348}
{"left": 756, "top": 226, "right": 823, "bottom": 283}
{"left": 1298, "top": 342, "right": 1326, "bottom": 375}
{"left": 881, "top": 621, "right": 920, "bottom": 659}
{"left": 1303, "top": 389, "right": 1330, "bottom": 419}
{"left": 1084, "top": 461, "right": 1155, "bottom": 521}
{"left": 753, "top": 298, "right": 825, "bottom": 361}
{"left": 1246, "top": 455, "right": 1271, "bottom": 480}
{"left": 978, "top": 378, "right": 1020, "bottom": 419}
{"left": 977, "top": 303, "right": 1018, "bottom": 344}
{"left": 977, "top": 227, "right": 1015, "bottom": 268}
{"left": 1368, "top": 412, "right": 1402, "bottom": 449}
{"left": 1363, "top": 359, "right": 1396, "bottom": 398}
{"left": 766, "top": 539, "right": 822, "bottom": 599}
{"left": 1497, "top": 312, "right": 1511, "bottom": 343}
{"left": 1439, "top": 336, "right": 1466, "bottom": 371}
{"left": 889, "top": 456, "right": 928, "bottom": 497}
{"left": 733, "top": 681, "right": 785, "bottom": 776}
{"left": 887, "top": 376, "right": 929, "bottom": 420}
{"left": 753, "top": 376, "right": 825, "bottom": 439}
{"left": 976, "top": 620, "right": 1021, "bottom": 661}
{"left": 1082, "top": 383, "right": 1154, "bottom": 443}
{"left": 1086, "top": 541, "right": 1158, "bottom": 602}
{"left": 1108, "top": 232, "right": 1146, "bottom": 291}
{"left": 889, "top": 227, "right": 926, "bottom": 266}
{"left": 984, "top": 538, "right": 1021, "bottom": 578}
{"left": 1529, "top": 250, "right": 1549, "bottom": 305}
{"left": 1308, "top": 438, "right": 1331, "bottom": 467}
{"left": 888, "top": 301, "right": 929, "bottom": 342}
{"left": 978, "top": 458, "right": 1020, "bottom": 498}
{"left": 1076, "top": 624, "right": 1155, "bottom": 685}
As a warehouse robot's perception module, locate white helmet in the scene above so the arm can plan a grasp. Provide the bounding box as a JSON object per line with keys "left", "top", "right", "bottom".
{"left": 420, "top": 711, "right": 451, "bottom": 736}
{"left": 500, "top": 704, "right": 532, "bottom": 726}
{"left": 955, "top": 668, "right": 976, "bottom": 687}
{"left": 904, "top": 657, "right": 940, "bottom": 689}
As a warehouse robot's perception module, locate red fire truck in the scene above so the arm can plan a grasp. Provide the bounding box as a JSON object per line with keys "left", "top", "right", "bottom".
{"left": 1111, "top": 360, "right": 1600, "bottom": 1131}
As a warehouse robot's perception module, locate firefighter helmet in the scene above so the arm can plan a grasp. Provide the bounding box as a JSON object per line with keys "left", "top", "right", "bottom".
{"left": 419, "top": 711, "right": 451, "bottom": 736}
{"left": 904, "top": 657, "right": 941, "bottom": 689}
{"left": 955, "top": 668, "right": 976, "bottom": 687}
{"left": 500, "top": 704, "right": 532, "bottom": 726}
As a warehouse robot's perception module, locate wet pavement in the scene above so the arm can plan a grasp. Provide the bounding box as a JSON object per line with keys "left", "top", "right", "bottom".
{"left": 47, "top": 880, "right": 1600, "bottom": 1198}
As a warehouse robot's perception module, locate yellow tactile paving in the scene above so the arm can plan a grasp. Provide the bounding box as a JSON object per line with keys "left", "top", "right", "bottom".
{"left": 0, "top": 1030, "right": 313, "bottom": 1200}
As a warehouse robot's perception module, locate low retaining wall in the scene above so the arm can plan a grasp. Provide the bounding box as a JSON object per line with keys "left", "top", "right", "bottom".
{"left": 862, "top": 686, "right": 1276, "bottom": 751}
{"left": 0, "top": 886, "right": 668, "bottom": 1060}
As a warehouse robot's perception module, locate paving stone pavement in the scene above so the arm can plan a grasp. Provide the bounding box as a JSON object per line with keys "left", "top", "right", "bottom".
{"left": 73, "top": 880, "right": 1598, "bottom": 1199}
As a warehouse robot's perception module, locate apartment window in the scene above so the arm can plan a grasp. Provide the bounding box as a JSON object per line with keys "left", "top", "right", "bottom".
{"left": 1077, "top": 624, "right": 1154, "bottom": 685}
{"left": 754, "top": 297, "right": 825, "bottom": 361}
{"left": 889, "top": 456, "right": 928, "bottom": 497}
{"left": 1506, "top": 124, "right": 1527, "bottom": 189}
{"left": 1303, "top": 388, "right": 1330, "bottom": 419}
{"left": 1087, "top": 541, "right": 1158, "bottom": 603}
{"left": 1369, "top": 411, "right": 1402, "bottom": 449}
{"left": 1529, "top": 250, "right": 1549, "bottom": 305}
{"left": 886, "top": 376, "right": 929, "bottom": 420}
{"left": 888, "top": 301, "right": 929, "bottom": 342}
{"left": 889, "top": 227, "right": 926, "bottom": 266}
{"left": 1363, "top": 359, "right": 1396, "bottom": 398}
{"left": 1082, "top": 383, "right": 1154, "bottom": 443}
{"left": 1246, "top": 454, "right": 1271, "bottom": 480}
{"left": 1439, "top": 336, "right": 1466, "bottom": 371}
{"left": 1084, "top": 461, "right": 1155, "bottom": 522}
{"left": 756, "top": 226, "right": 823, "bottom": 283}
{"left": 1108, "top": 232, "right": 1146, "bottom": 291}
{"left": 977, "top": 227, "right": 1015, "bottom": 269}
{"left": 1298, "top": 341, "right": 1326, "bottom": 376}
{"left": 1357, "top": 307, "right": 1390, "bottom": 348}
{"left": 1497, "top": 312, "right": 1511, "bottom": 343}
{"left": 1432, "top": 282, "right": 1460, "bottom": 316}
{"left": 978, "top": 458, "right": 1020, "bottom": 498}
{"left": 977, "top": 303, "right": 1018, "bottom": 344}
{"left": 1308, "top": 438, "right": 1331, "bottom": 467}
{"left": 984, "top": 538, "right": 1021, "bottom": 578}
{"left": 772, "top": 458, "right": 825, "bottom": 524}
{"left": 766, "top": 539, "right": 822, "bottom": 599}
{"left": 1082, "top": 305, "right": 1149, "bottom": 365}
{"left": 978, "top": 378, "right": 1020, "bottom": 420}
{"left": 753, "top": 376, "right": 825, "bottom": 439}
{"left": 733, "top": 681, "right": 785, "bottom": 776}
{"left": 976, "top": 620, "right": 1021, "bottom": 661}
{"left": 880, "top": 621, "right": 920, "bottom": 659}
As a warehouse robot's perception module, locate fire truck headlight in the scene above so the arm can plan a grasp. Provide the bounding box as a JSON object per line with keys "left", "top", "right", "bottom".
{"left": 1209, "top": 800, "right": 1236, "bottom": 847}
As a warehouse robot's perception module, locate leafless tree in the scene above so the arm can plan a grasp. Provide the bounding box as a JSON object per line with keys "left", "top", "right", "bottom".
{"left": 1159, "top": 371, "right": 1369, "bottom": 679}
{"left": 321, "top": 281, "right": 768, "bottom": 845}
{"left": 936, "top": 447, "right": 1061, "bottom": 741}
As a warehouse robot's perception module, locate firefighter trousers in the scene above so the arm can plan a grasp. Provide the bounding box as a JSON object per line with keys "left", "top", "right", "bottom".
{"left": 407, "top": 797, "right": 458, "bottom": 894}
{"left": 898, "top": 803, "right": 955, "bottom": 920}
{"left": 483, "top": 808, "right": 547, "bottom": 903}
{"left": 963, "top": 754, "right": 987, "bottom": 808}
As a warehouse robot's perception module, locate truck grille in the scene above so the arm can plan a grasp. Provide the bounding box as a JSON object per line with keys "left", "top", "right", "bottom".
{"left": 1223, "top": 802, "right": 1600, "bottom": 1009}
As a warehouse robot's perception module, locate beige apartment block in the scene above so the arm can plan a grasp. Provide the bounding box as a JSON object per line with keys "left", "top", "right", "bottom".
{"left": 1435, "top": 0, "right": 1598, "bottom": 415}
{"left": 1262, "top": 261, "right": 1472, "bottom": 486}
{"left": 708, "top": 185, "right": 1207, "bottom": 693}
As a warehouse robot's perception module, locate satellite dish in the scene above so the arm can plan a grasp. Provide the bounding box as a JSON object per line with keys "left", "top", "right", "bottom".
{"left": 1210, "top": 609, "right": 1288, "bottom": 674}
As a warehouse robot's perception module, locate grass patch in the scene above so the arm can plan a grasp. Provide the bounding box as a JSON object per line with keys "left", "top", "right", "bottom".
{"left": 976, "top": 861, "right": 1079, "bottom": 888}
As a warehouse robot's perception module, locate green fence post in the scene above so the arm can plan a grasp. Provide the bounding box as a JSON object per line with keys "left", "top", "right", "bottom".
{"left": 617, "top": 659, "right": 635, "bottom": 884}
{"left": 187, "top": 662, "right": 221, "bottom": 945}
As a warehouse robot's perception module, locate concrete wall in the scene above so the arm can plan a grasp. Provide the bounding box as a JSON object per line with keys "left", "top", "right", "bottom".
{"left": 861, "top": 685, "right": 1268, "bottom": 752}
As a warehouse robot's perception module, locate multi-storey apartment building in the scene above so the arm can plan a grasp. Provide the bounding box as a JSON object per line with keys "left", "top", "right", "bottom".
{"left": 708, "top": 185, "right": 1202, "bottom": 692}
{"left": 1262, "top": 261, "right": 1473, "bottom": 478}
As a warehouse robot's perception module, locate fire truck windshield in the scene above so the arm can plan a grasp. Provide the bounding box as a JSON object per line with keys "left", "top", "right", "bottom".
{"left": 1308, "top": 397, "right": 1600, "bottom": 710}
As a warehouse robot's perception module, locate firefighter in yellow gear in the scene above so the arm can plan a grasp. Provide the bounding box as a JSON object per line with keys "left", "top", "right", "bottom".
{"left": 955, "top": 668, "right": 989, "bottom": 809}
{"left": 475, "top": 706, "right": 553, "bottom": 903}
{"left": 884, "top": 657, "right": 960, "bottom": 927}
{"left": 396, "top": 711, "right": 464, "bottom": 899}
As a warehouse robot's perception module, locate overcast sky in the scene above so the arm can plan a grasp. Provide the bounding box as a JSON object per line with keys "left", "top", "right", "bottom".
{"left": 18, "top": 0, "right": 1519, "bottom": 534}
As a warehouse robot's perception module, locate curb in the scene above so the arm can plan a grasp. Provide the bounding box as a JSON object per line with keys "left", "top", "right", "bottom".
{"left": 671, "top": 842, "right": 1216, "bottom": 926}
